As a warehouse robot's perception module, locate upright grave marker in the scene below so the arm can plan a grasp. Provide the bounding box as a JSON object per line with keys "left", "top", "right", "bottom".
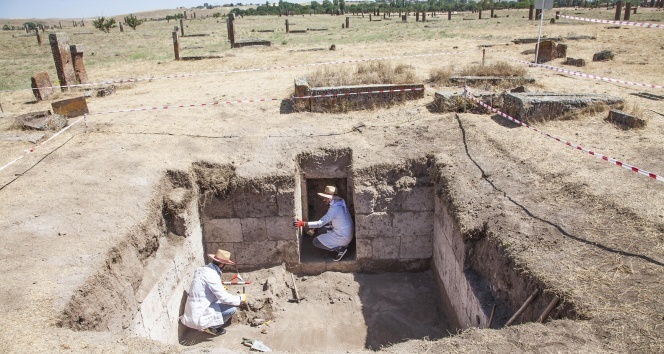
{"left": 48, "top": 33, "right": 76, "bottom": 91}
{"left": 70, "top": 45, "right": 88, "bottom": 84}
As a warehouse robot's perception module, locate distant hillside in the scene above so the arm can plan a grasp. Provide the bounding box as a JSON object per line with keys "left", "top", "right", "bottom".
{"left": 0, "top": 5, "right": 256, "bottom": 27}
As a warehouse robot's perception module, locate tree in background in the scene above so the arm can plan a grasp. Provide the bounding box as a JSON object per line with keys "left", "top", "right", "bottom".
{"left": 124, "top": 14, "right": 142, "bottom": 30}
{"left": 93, "top": 16, "right": 116, "bottom": 33}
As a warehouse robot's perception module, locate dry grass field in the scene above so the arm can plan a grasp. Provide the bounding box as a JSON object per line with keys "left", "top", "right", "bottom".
{"left": 0, "top": 5, "right": 663, "bottom": 354}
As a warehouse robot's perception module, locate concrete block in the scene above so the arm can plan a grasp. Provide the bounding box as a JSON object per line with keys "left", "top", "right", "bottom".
{"left": 203, "top": 219, "right": 242, "bottom": 243}
{"left": 371, "top": 236, "right": 400, "bottom": 259}
{"left": 355, "top": 238, "right": 372, "bottom": 259}
{"left": 235, "top": 241, "right": 279, "bottom": 266}
{"left": 355, "top": 212, "right": 393, "bottom": 237}
{"left": 399, "top": 234, "right": 433, "bottom": 259}
{"left": 51, "top": 96, "right": 89, "bottom": 117}
{"left": 392, "top": 211, "right": 434, "bottom": 236}
{"left": 232, "top": 184, "right": 278, "bottom": 217}
{"left": 241, "top": 218, "right": 267, "bottom": 242}
{"left": 266, "top": 216, "right": 295, "bottom": 241}
{"left": 400, "top": 186, "right": 434, "bottom": 211}
{"left": 276, "top": 187, "right": 295, "bottom": 216}
{"left": 275, "top": 240, "right": 299, "bottom": 264}
{"left": 353, "top": 185, "right": 376, "bottom": 214}
{"left": 201, "top": 197, "right": 234, "bottom": 219}
{"left": 373, "top": 184, "right": 397, "bottom": 212}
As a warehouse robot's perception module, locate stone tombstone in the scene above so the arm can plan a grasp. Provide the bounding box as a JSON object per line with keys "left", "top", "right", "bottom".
{"left": 555, "top": 43, "right": 567, "bottom": 58}
{"left": 48, "top": 33, "right": 77, "bottom": 90}
{"left": 70, "top": 44, "right": 88, "bottom": 84}
{"left": 536, "top": 40, "right": 556, "bottom": 63}
{"left": 51, "top": 96, "right": 89, "bottom": 117}
{"left": 31, "top": 72, "right": 54, "bottom": 101}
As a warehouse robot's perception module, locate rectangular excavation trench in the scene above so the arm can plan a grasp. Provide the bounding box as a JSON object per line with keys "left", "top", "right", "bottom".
{"left": 58, "top": 154, "right": 576, "bottom": 351}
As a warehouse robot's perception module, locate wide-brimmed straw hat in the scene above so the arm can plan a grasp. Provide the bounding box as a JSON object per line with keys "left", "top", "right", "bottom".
{"left": 317, "top": 185, "right": 342, "bottom": 200}
{"left": 207, "top": 249, "right": 236, "bottom": 265}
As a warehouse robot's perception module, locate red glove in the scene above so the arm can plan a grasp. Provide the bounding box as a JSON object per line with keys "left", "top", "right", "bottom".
{"left": 293, "top": 219, "right": 305, "bottom": 228}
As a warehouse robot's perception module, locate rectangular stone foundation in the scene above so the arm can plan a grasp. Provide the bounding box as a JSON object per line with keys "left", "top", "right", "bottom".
{"left": 503, "top": 92, "right": 623, "bottom": 122}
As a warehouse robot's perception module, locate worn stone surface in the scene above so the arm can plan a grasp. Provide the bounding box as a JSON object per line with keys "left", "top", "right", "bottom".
{"left": 30, "top": 72, "right": 54, "bottom": 101}
{"left": 606, "top": 109, "right": 646, "bottom": 130}
{"left": 593, "top": 50, "right": 615, "bottom": 61}
{"left": 265, "top": 216, "right": 294, "bottom": 241}
{"left": 70, "top": 44, "right": 88, "bottom": 84}
{"left": 97, "top": 85, "right": 117, "bottom": 97}
{"left": 356, "top": 212, "right": 393, "bottom": 237}
{"left": 434, "top": 91, "right": 503, "bottom": 113}
{"left": 48, "top": 32, "right": 76, "bottom": 90}
{"left": 503, "top": 92, "right": 623, "bottom": 122}
{"left": 536, "top": 40, "right": 557, "bottom": 63}
{"left": 15, "top": 111, "right": 67, "bottom": 131}
{"left": 449, "top": 76, "right": 535, "bottom": 85}
{"left": 203, "top": 218, "right": 243, "bottom": 242}
{"left": 241, "top": 218, "right": 267, "bottom": 242}
{"left": 565, "top": 57, "right": 586, "bottom": 67}
{"left": 51, "top": 96, "right": 89, "bottom": 117}
{"left": 232, "top": 39, "right": 271, "bottom": 48}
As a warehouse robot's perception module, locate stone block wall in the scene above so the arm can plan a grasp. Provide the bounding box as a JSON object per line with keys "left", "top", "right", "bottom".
{"left": 200, "top": 177, "right": 299, "bottom": 269}
{"left": 294, "top": 78, "right": 424, "bottom": 113}
{"left": 353, "top": 159, "right": 434, "bottom": 268}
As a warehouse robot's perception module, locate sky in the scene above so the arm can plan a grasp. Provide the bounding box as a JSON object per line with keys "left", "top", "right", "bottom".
{"left": 0, "top": 0, "right": 236, "bottom": 19}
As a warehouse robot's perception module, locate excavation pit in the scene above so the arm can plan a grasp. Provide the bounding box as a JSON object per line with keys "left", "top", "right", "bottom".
{"left": 58, "top": 152, "right": 576, "bottom": 352}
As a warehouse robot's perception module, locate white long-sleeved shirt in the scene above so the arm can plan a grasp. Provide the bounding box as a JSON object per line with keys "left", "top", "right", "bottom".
{"left": 180, "top": 263, "right": 241, "bottom": 330}
{"left": 308, "top": 200, "right": 354, "bottom": 248}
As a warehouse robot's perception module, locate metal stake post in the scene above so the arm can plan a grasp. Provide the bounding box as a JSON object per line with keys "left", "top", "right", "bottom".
{"left": 534, "top": 0, "right": 553, "bottom": 64}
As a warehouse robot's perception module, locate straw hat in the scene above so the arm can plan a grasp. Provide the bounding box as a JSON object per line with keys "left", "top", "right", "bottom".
{"left": 317, "top": 185, "right": 342, "bottom": 200}
{"left": 207, "top": 249, "right": 236, "bottom": 265}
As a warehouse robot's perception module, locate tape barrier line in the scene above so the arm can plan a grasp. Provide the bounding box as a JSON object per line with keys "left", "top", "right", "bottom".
{"left": 511, "top": 59, "right": 663, "bottom": 90}
{"left": 0, "top": 86, "right": 425, "bottom": 172}
{"left": 0, "top": 116, "right": 85, "bottom": 172}
{"left": 464, "top": 90, "right": 664, "bottom": 182}
{"left": 87, "top": 98, "right": 280, "bottom": 116}
{"left": 559, "top": 14, "right": 664, "bottom": 28}
{"left": 0, "top": 49, "right": 479, "bottom": 93}
{"left": 87, "top": 87, "right": 425, "bottom": 116}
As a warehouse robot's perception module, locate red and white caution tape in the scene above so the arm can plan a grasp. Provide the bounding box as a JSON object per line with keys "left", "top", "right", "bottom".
{"left": 0, "top": 49, "right": 479, "bottom": 93}
{"left": 559, "top": 14, "right": 664, "bottom": 28}
{"left": 222, "top": 281, "right": 252, "bottom": 285}
{"left": 1, "top": 86, "right": 423, "bottom": 173}
{"left": 0, "top": 116, "right": 85, "bottom": 172}
{"left": 87, "top": 98, "right": 280, "bottom": 116}
{"left": 511, "top": 59, "right": 663, "bottom": 90}
{"left": 465, "top": 90, "right": 664, "bottom": 182}
{"left": 87, "top": 87, "right": 424, "bottom": 116}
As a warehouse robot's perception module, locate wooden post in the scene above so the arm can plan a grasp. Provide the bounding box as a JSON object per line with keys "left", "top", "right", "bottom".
{"left": 529, "top": 5, "right": 534, "bottom": 20}
{"left": 285, "top": 19, "right": 289, "bottom": 33}
{"left": 172, "top": 31, "right": 180, "bottom": 60}
{"left": 346, "top": 17, "right": 349, "bottom": 28}
{"left": 416, "top": 12, "right": 419, "bottom": 22}
{"left": 35, "top": 29, "right": 41, "bottom": 45}
{"left": 227, "top": 15, "right": 235, "bottom": 47}
{"left": 537, "top": 296, "right": 559, "bottom": 323}
{"left": 535, "top": 9, "right": 542, "bottom": 20}
{"left": 422, "top": 12, "right": 426, "bottom": 21}
{"left": 487, "top": 305, "right": 497, "bottom": 328}
{"left": 448, "top": 10, "right": 451, "bottom": 20}
{"left": 491, "top": 7, "right": 495, "bottom": 18}
{"left": 180, "top": 18, "right": 184, "bottom": 36}
{"left": 505, "top": 289, "right": 539, "bottom": 326}
{"left": 624, "top": 3, "right": 631, "bottom": 20}
{"left": 369, "top": 14, "right": 372, "bottom": 21}
{"left": 479, "top": 9, "right": 482, "bottom": 19}
{"left": 614, "top": 1, "right": 622, "bottom": 21}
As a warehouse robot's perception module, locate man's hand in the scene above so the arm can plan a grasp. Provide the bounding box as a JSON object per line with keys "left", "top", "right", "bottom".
{"left": 293, "top": 219, "right": 305, "bottom": 228}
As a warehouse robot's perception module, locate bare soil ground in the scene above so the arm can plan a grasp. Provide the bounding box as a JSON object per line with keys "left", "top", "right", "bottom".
{"left": 0, "top": 6, "right": 663, "bottom": 354}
